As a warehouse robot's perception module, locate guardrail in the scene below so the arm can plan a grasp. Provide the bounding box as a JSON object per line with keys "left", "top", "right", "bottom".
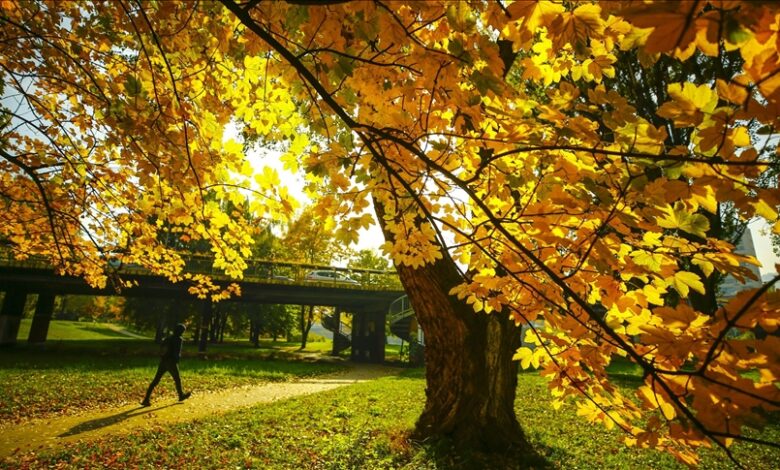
{"left": 388, "top": 295, "right": 414, "bottom": 322}
{"left": 0, "top": 251, "right": 403, "bottom": 291}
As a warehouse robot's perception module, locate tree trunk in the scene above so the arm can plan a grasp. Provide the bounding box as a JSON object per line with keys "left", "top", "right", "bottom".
{"left": 398, "top": 255, "right": 528, "bottom": 452}
{"left": 299, "top": 305, "right": 313, "bottom": 350}
{"left": 154, "top": 316, "right": 165, "bottom": 344}
{"left": 219, "top": 314, "right": 227, "bottom": 343}
{"left": 374, "top": 199, "right": 529, "bottom": 452}
{"left": 249, "top": 316, "right": 261, "bottom": 346}
{"left": 198, "top": 301, "right": 212, "bottom": 353}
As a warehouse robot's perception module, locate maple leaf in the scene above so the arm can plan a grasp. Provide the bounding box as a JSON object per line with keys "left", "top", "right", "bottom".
{"left": 657, "top": 202, "right": 711, "bottom": 238}
{"left": 666, "top": 271, "right": 706, "bottom": 298}
{"left": 620, "top": 1, "right": 702, "bottom": 55}
{"left": 657, "top": 82, "right": 718, "bottom": 127}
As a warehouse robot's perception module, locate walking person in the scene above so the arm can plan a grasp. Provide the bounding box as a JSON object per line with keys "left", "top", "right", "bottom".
{"left": 141, "top": 323, "right": 191, "bottom": 406}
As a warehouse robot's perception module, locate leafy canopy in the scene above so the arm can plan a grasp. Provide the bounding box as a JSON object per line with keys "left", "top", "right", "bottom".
{"left": 1, "top": 1, "right": 779, "bottom": 466}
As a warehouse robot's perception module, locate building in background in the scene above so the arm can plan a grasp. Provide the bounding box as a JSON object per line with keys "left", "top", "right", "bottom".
{"left": 719, "top": 230, "right": 764, "bottom": 300}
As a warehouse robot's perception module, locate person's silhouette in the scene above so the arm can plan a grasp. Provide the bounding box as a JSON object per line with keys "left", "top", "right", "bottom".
{"left": 141, "top": 323, "right": 191, "bottom": 406}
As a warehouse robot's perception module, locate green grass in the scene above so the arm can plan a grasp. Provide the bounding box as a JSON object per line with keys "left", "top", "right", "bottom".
{"left": 2, "top": 332, "right": 776, "bottom": 468}
{"left": 3, "top": 367, "right": 778, "bottom": 469}
{"left": 0, "top": 339, "right": 345, "bottom": 424}
{"left": 16, "top": 319, "right": 143, "bottom": 341}
{"left": 15, "top": 319, "right": 405, "bottom": 358}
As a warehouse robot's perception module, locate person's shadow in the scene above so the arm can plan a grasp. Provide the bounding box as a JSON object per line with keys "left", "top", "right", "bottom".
{"left": 59, "top": 403, "right": 181, "bottom": 437}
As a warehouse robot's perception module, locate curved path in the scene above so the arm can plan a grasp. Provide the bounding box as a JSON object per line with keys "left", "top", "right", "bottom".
{"left": 0, "top": 364, "right": 398, "bottom": 459}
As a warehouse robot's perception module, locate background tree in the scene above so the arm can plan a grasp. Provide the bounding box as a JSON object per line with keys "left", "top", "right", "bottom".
{"left": 347, "top": 248, "right": 399, "bottom": 289}
{"left": 248, "top": 303, "right": 295, "bottom": 345}
{"left": 121, "top": 297, "right": 194, "bottom": 342}
{"left": 280, "top": 207, "right": 345, "bottom": 349}
{"left": 599, "top": 47, "right": 773, "bottom": 314}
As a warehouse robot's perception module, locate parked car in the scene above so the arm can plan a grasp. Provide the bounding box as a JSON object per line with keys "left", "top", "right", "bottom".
{"left": 304, "top": 270, "right": 359, "bottom": 285}
{"left": 270, "top": 275, "right": 294, "bottom": 282}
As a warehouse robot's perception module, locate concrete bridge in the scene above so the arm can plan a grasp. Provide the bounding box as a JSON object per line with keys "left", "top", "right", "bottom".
{"left": 0, "top": 254, "right": 404, "bottom": 363}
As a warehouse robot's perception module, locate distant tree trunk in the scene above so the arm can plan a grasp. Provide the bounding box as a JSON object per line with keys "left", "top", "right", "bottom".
{"left": 299, "top": 305, "right": 313, "bottom": 350}
{"left": 249, "top": 315, "right": 261, "bottom": 347}
{"left": 375, "top": 200, "right": 530, "bottom": 453}
{"left": 193, "top": 325, "right": 201, "bottom": 345}
{"left": 154, "top": 315, "right": 166, "bottom": 344}
{"left": 209, "top": 309, "right": 221, "bottom": 343}
{"left": 198, "top": 301, "right": 212, "bottom": 353}
{"left": 219, "top": 313, "right": 227, "bottom": 343}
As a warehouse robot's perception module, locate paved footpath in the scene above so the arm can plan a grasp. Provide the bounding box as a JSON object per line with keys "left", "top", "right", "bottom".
{"left": 0, "top": 364, "right": 397, "bottom": 459}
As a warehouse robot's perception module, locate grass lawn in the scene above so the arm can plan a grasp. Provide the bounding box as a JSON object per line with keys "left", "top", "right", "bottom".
{"left": 15, "top": 319, "right": 406, "bottom": 358}
{"left": 2, "top": 325, "right": 777, "bottom": 468}
{"left": 0, "top": 338, "right": 346, "bottom": 424}
{"left": 3, "top": 367, "right": 778, "bottom": 469}
{"left": 15, "top": 319, "right": 143, "bottom": 341}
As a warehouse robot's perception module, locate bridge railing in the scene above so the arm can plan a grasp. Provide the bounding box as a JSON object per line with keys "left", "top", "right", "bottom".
{"left": 0, "top": 251, "right": 402, "bottom": 291}
{"left": 388, "top": 295, "right": 413, "bottom": 322}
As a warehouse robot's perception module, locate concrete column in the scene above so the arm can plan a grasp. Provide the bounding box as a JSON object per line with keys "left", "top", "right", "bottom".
{"left": 0, "top": 289, "right": 28, "bottom": 345}
{"left": 351, "top": 311, "right": 382, "bottom": 363}
{"left": 370, "top": 310, "right": 386, "bottom": 364}
{"left": 28, "top": 292, "right": 56, "bottom": 343}
{"left": 350, "top": 312, "right": 363, "bottom": 362}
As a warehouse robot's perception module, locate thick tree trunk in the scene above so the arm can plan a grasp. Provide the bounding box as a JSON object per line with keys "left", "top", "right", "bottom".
{"left": 398, "top": 256, "right": 528, "bottom": 452}
{"left": 374, "top": 199, "right": 529, "bottom": 452}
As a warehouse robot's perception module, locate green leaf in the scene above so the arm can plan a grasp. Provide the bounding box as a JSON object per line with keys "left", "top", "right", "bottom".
{"left": 123, "top": 75, "right": 142, "bottom": 97}
{"left": 725, "top": 15, "right": 750, "bottom": 44}
{"left": 471, "top": 70, "right": 501, "bottom": 96}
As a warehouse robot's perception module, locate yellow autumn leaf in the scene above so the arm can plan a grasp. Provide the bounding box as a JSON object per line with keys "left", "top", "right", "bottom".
{"left": 657, "top": 202, "right": 710, "bottom": 238}
{"left": 513, "top": 346, "right": 543, "bottom": 369}
{"left": 643, "top": 284, "right": 665, "bottom": 306}
{"left": 631, "top": 250, "right": 667, "bottom": 273}
{"left": 507, "top": 0, "right": 565, "bottom": 33}
{"left": 691, "top": 254, "right": 715, "bottom": 277}
{"left": 657, "top": 82, "right": 718, "bottom": 127}
{"left": 223, "top": 139, "right": 244, "bottom": 157}
{"left": 667, "top": 271, "right": 705, "bottom": 298}
{"left": 638, "top": 385, "right": 677, "bottom": 420}
{"left": 752, "top": 199, "right": 779, "bottom": 221}
{"left": 621, "top": 2, "right": 700, "bottom": 54}
{"left": 716, "top": 78, "right": 749, "bottom": 105}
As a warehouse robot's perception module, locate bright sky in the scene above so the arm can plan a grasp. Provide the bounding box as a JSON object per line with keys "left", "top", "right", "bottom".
{"left": 247, "top": 145, "right": 386, "bottom": 254}
{"left": 749, "top": 219, "right": 780, "bottom": 276}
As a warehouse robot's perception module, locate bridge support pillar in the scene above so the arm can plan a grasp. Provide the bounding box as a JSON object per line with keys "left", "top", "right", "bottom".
{"left": 350, "top": 310, "right": 386, "bottom": 364}
{"left": 0, "top": 289, "right": 28, "bottom": 346}
{"left": 28, "top": 292, "right": 55, "bottom": 344}
{"left": 198, "top": 301, "right": 212, "bottom": 353}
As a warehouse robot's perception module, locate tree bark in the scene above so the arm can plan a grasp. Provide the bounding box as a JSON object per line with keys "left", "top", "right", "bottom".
{"left": 375, "top": 200, "right": 529, "bottom": 452}
{"left": 299, "top": 305, "right": 313, "bottom": 350}
{"left": 397, "top": 254, "right": 528, "bottom": 452}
